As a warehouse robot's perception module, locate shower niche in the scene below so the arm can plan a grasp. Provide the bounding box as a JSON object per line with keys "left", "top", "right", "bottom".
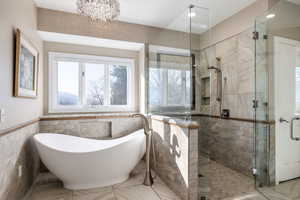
{"left": 200, "top": 75, "right": 210, "bottom": 106}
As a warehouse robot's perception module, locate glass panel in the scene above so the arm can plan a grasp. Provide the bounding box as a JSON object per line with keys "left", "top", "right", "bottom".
{"left": 57, "top": 61, "right": 80, "bottom": 105}
{"left": 149, "top": 68, "right": 164, "bottom": 106}
{"left": 255, "top": 0, "right": 300, "bottom": 199}
{"left": 85, "top": 63, "right": 105, "bottom": 106}
{"left": 295, "top": 61, "right": 300, "bottom": 113}
{"left": 110, "top": 65, "right": 128, "bottom": 105}
{"left": 254, "top": 19, "right": 270, "bottom": 190}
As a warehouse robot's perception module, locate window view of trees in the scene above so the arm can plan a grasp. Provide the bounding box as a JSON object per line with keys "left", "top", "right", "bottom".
{"left": 57, "top": 62, "right": 129, "bottom": 107}
{"left": 149, "top": 67, "right": 190, "bottom": 107}
{"left": 86, "top": 63, "right": 105, "bottom": 106}
{"left": 110, "top": 65, "right": 127, "bottom": 105}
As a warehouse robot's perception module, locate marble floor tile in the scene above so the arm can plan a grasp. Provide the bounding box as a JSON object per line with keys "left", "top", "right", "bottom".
{"left": 114, "top": 185, "right": 161, "bottom": 200}
{"left": 199, "top": 155, "right": 255, "bottom": 200}
{"left": 223, "top": 192, "right": 268, "bottom": 200}
{"left": 26, "top": 161, "right": 182, "bottom": 200}
{"left": 28, "top": 183, "right": 73, "bottom": 200}
{"left": 259, "top": 178, "right": 300, "bottom": 200}
{"left": 73, "top": 186, "right": 115, "bottom": 200}
{"left": 152, "top": 177, "right": 181, "bottom": 200}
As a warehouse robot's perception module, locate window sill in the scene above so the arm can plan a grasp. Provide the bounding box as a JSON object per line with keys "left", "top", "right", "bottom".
{"left": 41, "top": 112, "right": 139, "bottom": 120}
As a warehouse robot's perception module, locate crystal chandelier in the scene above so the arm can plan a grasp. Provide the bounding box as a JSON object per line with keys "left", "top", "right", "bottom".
{"left": 77, "top": 0, "right": 120, "bottom": 22}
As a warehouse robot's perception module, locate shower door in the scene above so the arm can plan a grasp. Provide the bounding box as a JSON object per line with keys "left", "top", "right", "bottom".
{"left": 253, "top": 18, "right": 270, "bottom": 188}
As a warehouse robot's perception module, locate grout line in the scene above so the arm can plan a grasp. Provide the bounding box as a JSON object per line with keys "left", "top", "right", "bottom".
{"left": 112, "top": 187, "right": 118, "bottom": 200}
{"left": 151, "top": 186, "right": 163, "bottom": 200}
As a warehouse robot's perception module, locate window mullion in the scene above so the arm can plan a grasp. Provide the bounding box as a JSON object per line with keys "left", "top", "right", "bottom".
{"left": 163, "top": 69, "right": 168, "bottom": 106}
{"left": 104, "top": 64, "right": 110, "bottom": 105}
{"left": 81, "top": 63, "right": 86, "bottom": 107}
{"left": 79, "top": 62, "right": 85, "bottom": 107}
{"left": 182, "top": 70, "right": 186, "bottom": 105}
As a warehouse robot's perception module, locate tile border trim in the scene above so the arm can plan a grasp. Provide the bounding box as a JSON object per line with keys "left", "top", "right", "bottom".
{"left": 0, "top": 118, "right": 40, "bottom": 137}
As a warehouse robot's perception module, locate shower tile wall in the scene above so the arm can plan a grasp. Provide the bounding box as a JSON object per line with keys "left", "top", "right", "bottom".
{"left": 0, "top": 123, "right": 40, "bottom": 200}
{"left": 195, "top": 28, "right": 255, "bottom": 176}
{"left": 198, "top": 28, "right": 255, "bottom": 118}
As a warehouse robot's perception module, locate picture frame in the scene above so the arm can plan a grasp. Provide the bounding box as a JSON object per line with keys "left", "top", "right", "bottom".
{"left": 14, "top": 29, "right": 39, "bottom": 98}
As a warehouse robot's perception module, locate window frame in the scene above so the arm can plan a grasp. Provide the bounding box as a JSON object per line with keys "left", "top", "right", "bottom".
{"left": 48, "top": 52, "right": 135, "bottom": 113}
{"left": 148, "top": 52, "right": 195, "bottom": 112}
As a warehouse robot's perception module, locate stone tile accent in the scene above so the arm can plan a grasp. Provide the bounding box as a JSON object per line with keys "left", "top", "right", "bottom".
{"left": 39, "top": 117, "right": 142, "bottom": 139}
{"left": 0, "top": 123, "right": 40, "bottom": 200}
{"left": 150, "top": 116, "right": 198, "bottom": 200}
{"left": 194, "top": 116, "right": 253, "bottom": 177}
{"left": 196, "top": 27, "right": 255, "bottom": 119}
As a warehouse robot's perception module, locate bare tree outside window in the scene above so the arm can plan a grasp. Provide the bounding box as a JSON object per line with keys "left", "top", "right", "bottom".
{"left": 85, "top": 63, "right": 105, "bottom": 106}
{"left": 110, "top": 65, "right": 127, "bottom": 105}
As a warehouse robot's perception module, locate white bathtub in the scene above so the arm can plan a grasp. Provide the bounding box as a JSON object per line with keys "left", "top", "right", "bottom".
{"left": 34, "top": 129, "right": 146, "bottom": 190}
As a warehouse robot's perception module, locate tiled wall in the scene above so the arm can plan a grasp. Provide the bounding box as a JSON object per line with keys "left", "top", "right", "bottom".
{"left": 194, "top": 116, "right": 253, "bottom": 176}
{"left": 150, "top": 116, "right": 198, "bottom": 200}
{"left": 196, "top": 27, "right": 256, "bottom": 177}
{"left": 0, "top": 123, "right": 40, "bottom": 200}
{"left": 197, "top": 27, "right": 255, "bottom": 118}
{"left": 39, "top": 117, "right": 142, "bottom": 139}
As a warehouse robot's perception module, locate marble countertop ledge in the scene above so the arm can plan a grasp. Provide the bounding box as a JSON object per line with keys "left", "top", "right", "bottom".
{"left": 40, "top": 113, "right": 139, "bottom": 120}
{"left": 150, "top": 115, "right": 200, "bottom": 129}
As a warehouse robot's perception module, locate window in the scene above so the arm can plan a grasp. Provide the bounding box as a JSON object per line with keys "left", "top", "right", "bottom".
{"left": 148, "top": 53, "right": 192, "bottom": 110}
{"left": 49, "top": 52, "right": 135, "bottom": 113}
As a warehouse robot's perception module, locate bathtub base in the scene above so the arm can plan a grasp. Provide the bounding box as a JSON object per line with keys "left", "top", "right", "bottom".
{"left": 63, "top": 175, "right": 130, "bottom": 190}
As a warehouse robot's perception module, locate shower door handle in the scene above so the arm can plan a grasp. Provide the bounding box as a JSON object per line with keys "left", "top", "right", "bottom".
{"left": 279, "top": 118, "right": 289, "bottom": 123}
{"left": 290, "top": 117, "right": 300, "bottom": 141}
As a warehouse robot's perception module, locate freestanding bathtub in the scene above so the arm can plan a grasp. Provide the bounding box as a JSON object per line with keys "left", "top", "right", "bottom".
{"left": 34, "top": 129, "right": 146, "bottom": 190}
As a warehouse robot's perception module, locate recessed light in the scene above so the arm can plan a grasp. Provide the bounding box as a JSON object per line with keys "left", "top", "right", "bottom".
{"left": 188, "top": 12, "right": 196, "bottom": 18}
{"left": 266, "top": 13, "right": 276, "bottom": 19}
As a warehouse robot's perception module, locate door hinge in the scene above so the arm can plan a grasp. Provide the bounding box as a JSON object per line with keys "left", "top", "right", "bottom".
{"left": 253, "top": 31, "right": 259, "bottom": 40}
{"left": 253, "top": 100, "right": 258, "bottom": 109}
{"left": 82, "top": 71, "right": 85, "bottom": 77}
{"left": 263, "top": 34, "right": 268, "bottom": 40}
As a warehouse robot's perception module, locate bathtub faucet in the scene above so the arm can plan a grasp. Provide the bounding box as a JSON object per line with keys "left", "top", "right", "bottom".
{"left": 131, "top": 114, "right": 151, "bottom": 135}
{"left": 131, "top": 113, "right": 154, "bottom": 186}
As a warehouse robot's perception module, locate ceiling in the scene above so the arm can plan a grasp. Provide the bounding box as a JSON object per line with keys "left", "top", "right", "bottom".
{"left": 34, "top": 0, "right": 256, "bottom": 34}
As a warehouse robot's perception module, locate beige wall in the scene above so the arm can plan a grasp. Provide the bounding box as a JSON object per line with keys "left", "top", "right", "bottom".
{"left": 37, "top": 8, "right": 200, "bottom": 50}
{"left": 0, "top": 0, "right": 43, "bottom": 199}
{"left": 0, "top": 0, "right": 43, "bottom": 130}
{"left": 200, "top": 0, "right": 270, "bottom": 48}
{"left": 43, "top": 42, "right": 140, "bottom": 115}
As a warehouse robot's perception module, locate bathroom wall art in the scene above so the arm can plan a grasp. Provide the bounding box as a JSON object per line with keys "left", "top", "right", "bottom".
{"left": 14, "top": 29, "right": 39, "bottom": 98}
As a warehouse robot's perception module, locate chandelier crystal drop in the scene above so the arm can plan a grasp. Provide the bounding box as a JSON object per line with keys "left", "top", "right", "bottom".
{"left": 77, "top": 0, "right": 120, "bottom": 22}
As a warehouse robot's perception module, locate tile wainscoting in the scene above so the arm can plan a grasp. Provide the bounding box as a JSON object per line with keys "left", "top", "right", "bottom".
{"left": 150, "top": 115, "right": 199, "bottom": 200}
{"left": 39, "top": 115, "right": 143, "bottom": 139}
{"left": 0, "top": 121, "right": 40, "bottom": 200}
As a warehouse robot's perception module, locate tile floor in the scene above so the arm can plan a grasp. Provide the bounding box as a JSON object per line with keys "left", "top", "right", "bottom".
{"left": 25, "top": 158, "right": 300, "bottom": 200}
{"left": 25, "top": 162, "right": 181, "bottom": 200}
{"left": 259, "top": 178, "right": 300, "bottom": 200}
{"left": 198, "top": 155, "right": 300, "bottom": 200}
{"left": 199, "top": 156, "right": 257, "bottom": 200}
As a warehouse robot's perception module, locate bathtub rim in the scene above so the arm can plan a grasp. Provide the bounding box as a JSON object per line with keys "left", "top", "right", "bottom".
{"left": 33, "top": 129, "right": 145, "bottom": 154}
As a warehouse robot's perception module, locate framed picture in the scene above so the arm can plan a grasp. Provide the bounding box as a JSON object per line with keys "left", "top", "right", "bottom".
{"left": 14, "top": 29, "right": 39, "bottom": 98}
